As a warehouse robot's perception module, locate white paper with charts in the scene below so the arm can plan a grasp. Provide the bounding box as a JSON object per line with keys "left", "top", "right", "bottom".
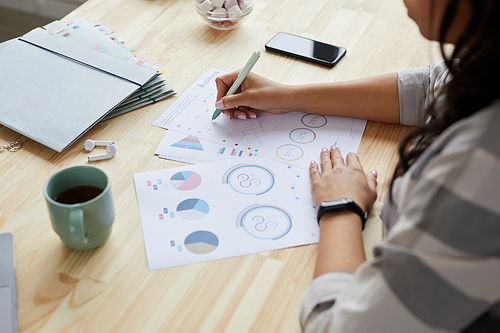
{"left": 133, "top": 157, "right": 319, "bottom": 270}
{"left": 153, "top": 68, "right": 367, "bottom": 169}
{"left": 155, "top": 130, "right": 255, "bottom": 164}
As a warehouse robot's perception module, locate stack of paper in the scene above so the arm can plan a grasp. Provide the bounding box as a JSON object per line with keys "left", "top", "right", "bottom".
{"left": 133, "top": 69, "right": 368, "bottom": 270}
{"left": 153, "top": 68, "right": 366, "bottom": 169}
{"left": 0, "top": 18, "right": 175, "bottom": 152}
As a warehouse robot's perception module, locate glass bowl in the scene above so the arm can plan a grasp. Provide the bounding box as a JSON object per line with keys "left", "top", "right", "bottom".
{"left": 195, "top": 0, "right": 254, "bottom": 30}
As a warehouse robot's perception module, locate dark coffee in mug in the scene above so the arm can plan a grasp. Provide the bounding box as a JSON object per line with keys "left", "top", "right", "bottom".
{"left": 54, "top": 185, "right": 103, "bottom": 204}
{"left": 44, "top": 165, "right": 114, "bottom": 250}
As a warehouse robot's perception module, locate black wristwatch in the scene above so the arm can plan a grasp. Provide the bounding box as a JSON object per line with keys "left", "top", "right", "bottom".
{"left": 317, "top": 198, "right": 367, "bottom": 229}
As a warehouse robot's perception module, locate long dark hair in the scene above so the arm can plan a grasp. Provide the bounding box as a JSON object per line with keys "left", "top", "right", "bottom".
{"left": 390, "top": 0, "right": 500, "bottom": 188}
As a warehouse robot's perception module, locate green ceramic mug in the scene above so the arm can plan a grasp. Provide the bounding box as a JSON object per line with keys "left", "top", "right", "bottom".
{"left": 43, "top": 165, "right": 114, "bottom": 250}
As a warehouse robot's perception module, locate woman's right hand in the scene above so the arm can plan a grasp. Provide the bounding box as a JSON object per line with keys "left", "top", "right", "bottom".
{"left": 215, "top": 71, "right": 293, "bottom": 119}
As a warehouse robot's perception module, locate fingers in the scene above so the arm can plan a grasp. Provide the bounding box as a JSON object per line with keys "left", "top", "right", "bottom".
{"left": 222, "top": 109, "right": 257, "bottom": 120}
{"left": 215, "top": 72, "right": 247, "bottom": 109}
{"left": 344, "top": 151, "right": 362, "bottom": 167}
{"left": 345, "top": 152, "right": 378, "bottom": 192}
{"left": 215, "top": 71, "right": 240, "bottom": 102}
{"left": 214, "top": 78, "right": 226, "bottom": 103}
{"left": 309, "top": 160, "right": 320, "bottom": 182}
{"left": 366, "top": 169, "right": 378, "bottom": 193}
{"left": 320, "top": 147, "right": 333, "bottom": 174}
{"left": 222, "top": 110, "right": 233, "bottom": 119}
{"left": 330, "top": 146, "right": 345, "bottom": 169}
{"left": 234, "top": 109, "right": 257, "bottom": 119}
{"left": 237, "top": 106, "right": 257, "bottom": 118}
{"left": 219, "top": 93, "right": 250, "bottom": 110}
{"left": 215, "top": 71, "right": 262, "bottom": 111}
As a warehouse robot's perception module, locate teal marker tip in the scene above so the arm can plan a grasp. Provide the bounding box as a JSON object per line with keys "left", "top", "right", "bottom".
{"left": 212, "top": 108, "right": 223, "bottom": 120}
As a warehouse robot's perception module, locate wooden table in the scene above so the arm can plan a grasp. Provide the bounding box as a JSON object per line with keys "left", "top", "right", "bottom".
{"left": 0, "top": 0, "right": 442, "bottom": 331}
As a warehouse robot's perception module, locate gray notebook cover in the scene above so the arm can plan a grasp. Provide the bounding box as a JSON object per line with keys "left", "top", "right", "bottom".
{"left": 0, "top": 29, "right": 159, "bottom": 152}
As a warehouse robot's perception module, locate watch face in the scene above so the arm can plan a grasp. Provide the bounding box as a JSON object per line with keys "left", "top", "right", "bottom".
{"left": 321, "top": 198, "right": 352, "bottom": 208}
{"left": 317, "top": 198, "right": 366, "bottom": 229}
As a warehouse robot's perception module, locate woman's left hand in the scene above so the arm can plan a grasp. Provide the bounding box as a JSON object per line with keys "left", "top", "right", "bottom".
{"left": 310, "top": 146, "right": 378, "bottom": 213}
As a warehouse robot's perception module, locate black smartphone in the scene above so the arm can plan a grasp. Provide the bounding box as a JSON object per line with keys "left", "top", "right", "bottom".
{"left": 265, "top": 32, "right": 346, "bottom": 67}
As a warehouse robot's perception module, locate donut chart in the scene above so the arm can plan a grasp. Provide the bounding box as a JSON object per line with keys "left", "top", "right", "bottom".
{"left": 301, "top": 114, "right": 327, "bottom": 128}
{"left": 223, "top": 164, "right": 275, "bottom": 195}
{"left": 276, "top": 144, "right": 304, "bottom": 161}
{"left": 236, "top": 205, "right": 292, "bottom": 240}
{"left": 289, "top": 128, "right": 316, "bottom": 144}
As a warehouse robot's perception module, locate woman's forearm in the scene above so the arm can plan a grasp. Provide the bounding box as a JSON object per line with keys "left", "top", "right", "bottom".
{"left": 313, "top": 211, "right": 366, "bottom": 279}
{"left": 286, "top": 73, "right": 400, "bottom": 124}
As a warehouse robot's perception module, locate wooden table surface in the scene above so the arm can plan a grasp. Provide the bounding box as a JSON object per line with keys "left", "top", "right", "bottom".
{"left": 0, "top": 0, "right": 442, "bottom": 332}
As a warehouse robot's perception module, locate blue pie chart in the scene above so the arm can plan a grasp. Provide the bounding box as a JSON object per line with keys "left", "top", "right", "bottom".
{"left": 184, "top": 230, "right": 219, "bottom": 254}
{"left": 176, "top": 198, "right": 209, "bottom": 220}
{"left": 170, "top": 171, "right": 202, "bottom": 191}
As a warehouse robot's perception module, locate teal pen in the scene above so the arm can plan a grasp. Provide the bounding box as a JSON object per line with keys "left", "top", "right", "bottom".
{"left": 212, "top": 51, "right": 261, "bottom": 120}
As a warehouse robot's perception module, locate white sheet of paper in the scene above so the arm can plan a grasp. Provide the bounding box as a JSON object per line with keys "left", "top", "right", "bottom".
{"left": 133, "top": 156, "right": 318, "bottom": 270}
{"left": 155, "top": 130, "right": 254, "bottom": 164}
{"left": 153, "top": 68, "right": 367, "bottom": 170}
{"left": 157, "top": 155, "right": 202, "bottom": 164}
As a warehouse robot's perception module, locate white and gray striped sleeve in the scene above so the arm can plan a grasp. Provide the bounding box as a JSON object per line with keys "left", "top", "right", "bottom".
{"left": 398, "top": 61, "right": 449, "bottom": 126}
{"left": 300, "top": 111, "right": 500, "bottom": 332}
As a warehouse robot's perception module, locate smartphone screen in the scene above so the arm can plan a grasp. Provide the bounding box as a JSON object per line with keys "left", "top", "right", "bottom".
{"left": 265, "top": 32, "right": 346, "bottom": 67}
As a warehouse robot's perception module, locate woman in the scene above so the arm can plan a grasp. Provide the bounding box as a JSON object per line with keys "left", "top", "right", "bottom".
{"left": 215, "top": 0, "right": 500, "bottom": 331}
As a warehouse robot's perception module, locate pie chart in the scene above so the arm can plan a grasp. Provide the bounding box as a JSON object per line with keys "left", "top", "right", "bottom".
{"left": 184, "top": 230, "right": 219, "bottom": 254}
{"left": 176, "top": 198, "right": 210, "bottom": 220}
{"left": 170, "top": 171, "right": 202, "bottom": 191}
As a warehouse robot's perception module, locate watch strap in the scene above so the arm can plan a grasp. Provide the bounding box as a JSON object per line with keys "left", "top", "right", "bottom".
{"left": 317, "top": 199, "right": 367, "bottom": 229}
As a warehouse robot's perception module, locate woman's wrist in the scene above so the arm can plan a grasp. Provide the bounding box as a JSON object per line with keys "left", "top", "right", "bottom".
{"left": 284, "top": 83, "right": 339, "bottom": 115}
{"left": 280, "top": 84, "right": 314, "bottom": 113}
{"left": 318, "top": 210, "right": 363, "bottom": 231}
{"left": 279, "top": 84, "right": 302, "bottom": 112}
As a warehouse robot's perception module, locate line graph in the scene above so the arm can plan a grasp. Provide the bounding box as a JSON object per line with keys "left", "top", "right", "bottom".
{"left": 287, "top": 165, "right": 315, "bottom": 208}
{"left": 222, "top": 113, "right": 284, "bottom": 150}
{"left": 334, "top": 119, "right": 356, "bottom": 146}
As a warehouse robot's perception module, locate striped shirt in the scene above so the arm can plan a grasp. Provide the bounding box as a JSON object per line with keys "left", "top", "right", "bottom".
{"left": 300, "top": 61, "right": 500, "bottom": 332}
